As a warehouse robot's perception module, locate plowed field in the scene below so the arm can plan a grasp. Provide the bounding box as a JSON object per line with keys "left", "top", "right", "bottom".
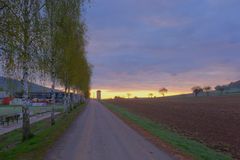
{"left": 106, "top": 96, "right": 240, "bottom": 159}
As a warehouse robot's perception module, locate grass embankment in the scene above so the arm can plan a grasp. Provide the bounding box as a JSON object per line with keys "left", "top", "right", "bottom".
{"left": 0, "top": 104, "right": 86, "bottom": 160}
{"left": 104, "top": 103, "right": 232, "bottom": 160}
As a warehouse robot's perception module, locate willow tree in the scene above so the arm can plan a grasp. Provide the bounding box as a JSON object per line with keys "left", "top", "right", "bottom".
{"left": 0, "top": 0, "right": 46, "bottom": 140}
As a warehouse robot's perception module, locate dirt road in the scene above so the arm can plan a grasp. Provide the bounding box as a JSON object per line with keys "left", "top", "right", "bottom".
{"left": 45, "top": 100, "right": 174, "bottom": 160}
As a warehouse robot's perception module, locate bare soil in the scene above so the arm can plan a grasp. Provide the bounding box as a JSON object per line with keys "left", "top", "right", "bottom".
{"left": 106, "top": 95, "right": 240, "bottom": 159}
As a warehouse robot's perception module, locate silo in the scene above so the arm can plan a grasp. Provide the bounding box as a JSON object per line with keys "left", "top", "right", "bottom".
{"left": 96, "top": 90, "right": 101, "bottom": 100}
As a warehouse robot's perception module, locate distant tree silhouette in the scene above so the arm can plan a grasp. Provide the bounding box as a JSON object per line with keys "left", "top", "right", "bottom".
{"left": 215, "top": 85, "right": 225, "bottom": 95}
{"left": 203, "top": 86, "right": 211, "bottom": 96}
{"left": 192, "top": 86, "right": 203, "bottom": 97}
{"left": 114, "top": 96, "right": 122, "bottom": 99}
{"left": 159, "top": 88, "right": 168, "bottom": 97}
{"left": 148, "top": 93, "right": 153, "bottom": 98}
{"left": 127, "top": 93, "right": 131, "bottom": 99}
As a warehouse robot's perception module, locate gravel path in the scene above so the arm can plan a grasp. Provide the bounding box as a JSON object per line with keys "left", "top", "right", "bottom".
{"left": 45, "top": 100, "right": 174, "bottom": 160}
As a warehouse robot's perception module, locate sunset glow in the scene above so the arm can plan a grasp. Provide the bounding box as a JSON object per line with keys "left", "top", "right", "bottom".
{"left": 90, "top": 89, "right": 190, "bottom": 99}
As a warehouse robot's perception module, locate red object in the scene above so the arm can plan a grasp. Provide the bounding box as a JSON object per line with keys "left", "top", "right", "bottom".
{"left": 2, "top": 97, "right": 12, "bottom": 105}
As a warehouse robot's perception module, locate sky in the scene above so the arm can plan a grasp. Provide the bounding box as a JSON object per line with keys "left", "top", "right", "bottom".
{"left": 85, "top": 0, "right": 240, "bottom": 99}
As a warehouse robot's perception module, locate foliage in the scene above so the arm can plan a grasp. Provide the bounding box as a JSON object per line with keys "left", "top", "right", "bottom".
{"left": 192, "top": 86, "right": 203, "bottom": 97}
{"left": 0, "top": 0, "right": 45, "bottom": 77}
{"left": 203, "top": 86, "right": 211, "bottom": 96}
{"left": 127, "top": 93, "right": 131, "bottom": 98}
{"left": 0, "top": 0, "right": 91, "bottom": 139}
{"left": 46, "top": 0, "right": 92, "bottom": 99}
{"left": 0, "top": 0, "right": 48, "bottom": 140}
{"left": 215, "top": 85, "right": 226, "bottom": 95}
{"left": 0, "top": 0, "right": 92, "bottom": 98}
{"left": 148, "top": 93, "right": 153, "bottom": 98}
{"left": 159, "top": 87, "right": 168, "bottom": 97}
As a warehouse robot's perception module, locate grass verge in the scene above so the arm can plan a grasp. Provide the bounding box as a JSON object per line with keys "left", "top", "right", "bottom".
{"left": 104, "top": 102, "right": 232, "bottom": 160}
{"left": 0, "top": 104, "right": 86, "bottom": 160}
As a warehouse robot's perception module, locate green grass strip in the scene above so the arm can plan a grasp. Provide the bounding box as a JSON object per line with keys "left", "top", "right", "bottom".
{"left": 0, "top": 104, "right": 86, "bottom": 160}
{"left": 104, "top": 103, "right": 232, "bottom": 160}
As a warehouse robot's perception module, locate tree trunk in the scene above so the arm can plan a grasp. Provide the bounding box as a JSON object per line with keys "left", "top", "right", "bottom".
{"left": 49, "top": 1, "right": 55, "bottom": 125}
{"left": 22, "top": 69, "right": 32, "bottom": 141}
{"left": 64, "top": 86, "right": 68, "bottom": 113}
{"left": 67, "top": 88, "right": 71, "bottom": 111}
{"left": 50, "top": 75, "right": 55, "bottom": 125}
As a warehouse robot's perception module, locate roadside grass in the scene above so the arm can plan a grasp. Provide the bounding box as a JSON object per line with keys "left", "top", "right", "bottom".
{"left": 104, "top": 103, "right": 233, "bottom": 160}
{"left": 0, "top": 104, "right": 86, "bottom": 160}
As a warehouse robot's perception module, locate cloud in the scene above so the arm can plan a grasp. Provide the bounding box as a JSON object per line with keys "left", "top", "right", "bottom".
{"left": 85, "top": 0, "right": 240, "bottom": 94}
{"left": 142, "top": 16, "right": 191, "bottom": 28}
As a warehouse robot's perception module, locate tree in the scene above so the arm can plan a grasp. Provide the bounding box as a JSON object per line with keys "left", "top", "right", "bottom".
{"left": 203, "top": 86, "right": 211, "bottom": 96}
{"left": 159, "top": 87, "right": 168, "bottom": 97}
{"left": 42, "top": 0, "right": 69, "bottom": 125}
{"left": 192, "top": 86, "right": 203, "bottom": 97}
{"left": 148, "top": 93, "right": 153, "bottom": 98}
{"left": 114, "top": 96, "right": 121, "bottom": 100}
{"left": 0, "top": 0, "right": 46, "bottom": 141}
{"left": 215, "top": 85, "right": 225, "bottom": 95}
{"left": 52, "top": 0, "right": 91, "bottom": 112}
{"left": 44, "top": 0, "right": 58, "bottom": 125}
{"left": 127, "top": 93, "right": 131, "bottom": 99}
{"left": 1, "top": 0, "right": 91, "bottom": 140}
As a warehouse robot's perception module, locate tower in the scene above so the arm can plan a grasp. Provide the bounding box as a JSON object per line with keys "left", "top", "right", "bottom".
{"left": 96, "top": 90, "right": 101, "bottom": 100}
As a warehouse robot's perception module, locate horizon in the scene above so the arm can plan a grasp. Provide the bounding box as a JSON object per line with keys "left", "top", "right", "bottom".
{"left": 90, "top": 89, "right": 191, "bottom": 99}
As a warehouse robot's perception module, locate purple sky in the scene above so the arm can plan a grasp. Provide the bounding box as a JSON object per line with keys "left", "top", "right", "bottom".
{"left": 85, "top": 0, "right": 240, "bottom": 94}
